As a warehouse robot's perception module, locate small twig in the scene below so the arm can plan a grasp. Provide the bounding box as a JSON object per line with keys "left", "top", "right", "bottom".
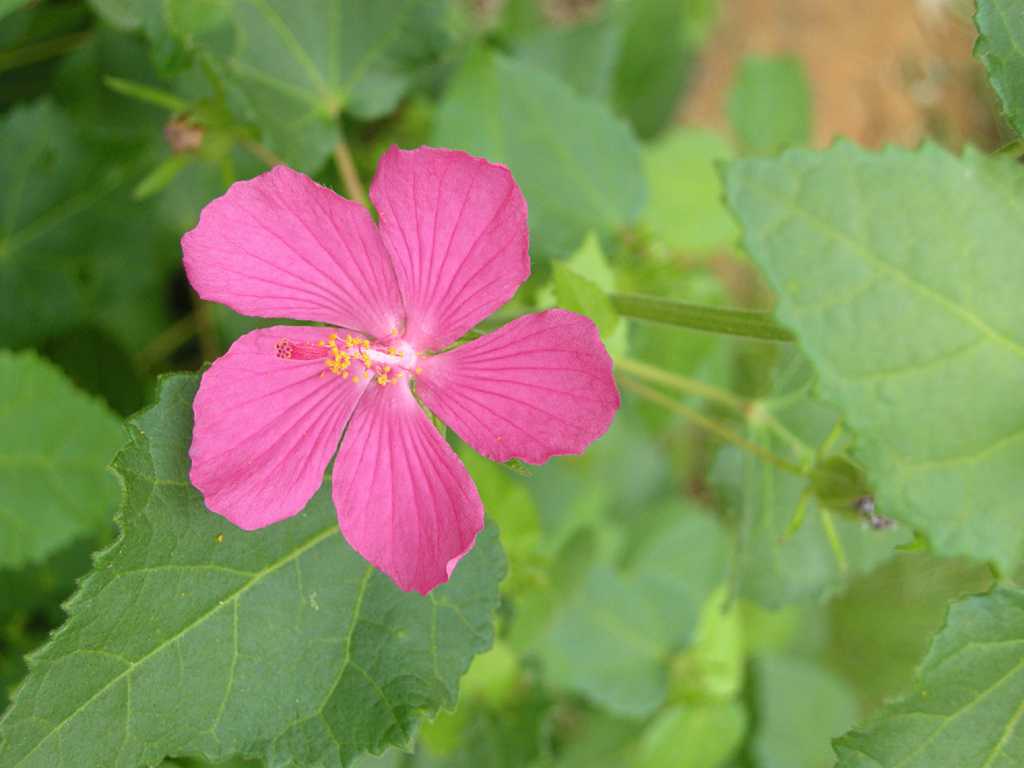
{"left": 241, "top": 138, "right": 282, "bottom": 168}
{"left": 191, "top": 295, "right": 219, "bottom": 363}
{"left": 616, "top": 356, "right": 746, "bottom": 411}
{"left": 621, "top": 377, "right": 807, "bottom": 476}
{"left": 136, "top": 312, "right": 198, "bottom": 369}
{"left": 333, "top": 138, "right": 368, "bottom": 208}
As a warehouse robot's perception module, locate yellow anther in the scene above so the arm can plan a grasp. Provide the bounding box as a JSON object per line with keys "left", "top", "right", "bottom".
{"left": 415, "top": 367, "right": 423, "bottom": 374}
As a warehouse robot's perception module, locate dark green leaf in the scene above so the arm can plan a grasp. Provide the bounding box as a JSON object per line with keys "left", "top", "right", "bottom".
{"left": 834, "top": 588, "right": 1024, "bottom": 768}
{"left": 0, "top": 373, "right": 505, "bottom": 767}
{"left": 611, "top": 0, "right": 703, "bottom": 139}
{"left": 214, "top": 0, "right": 451, "bottom": 170}
{"left": 976, "top": 0, "right": 1024, "bottom": 138}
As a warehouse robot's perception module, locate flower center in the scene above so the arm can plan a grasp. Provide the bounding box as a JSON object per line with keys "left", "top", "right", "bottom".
{"left": 274, "top": 332, "right": 421, "bottom": 387}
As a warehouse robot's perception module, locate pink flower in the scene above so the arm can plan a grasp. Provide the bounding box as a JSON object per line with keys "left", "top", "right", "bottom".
{"left": 182, "top": 146, "right": 620, "bottom": 594}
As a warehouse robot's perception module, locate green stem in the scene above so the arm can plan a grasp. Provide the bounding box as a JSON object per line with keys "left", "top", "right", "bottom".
{"left": 610, "top": 292, "right": 794, "bottom": 342}
{"left": 615, "top": 356, "right": 746, "bottom": 411}
{"left": 621, "top": 377, "right": 807, "bottom": 476}
{"left": 333, "top": 135, "right": 368, "bottom": 208}
{"left": 618, "top": 356, "right": 816, "bottom": 463}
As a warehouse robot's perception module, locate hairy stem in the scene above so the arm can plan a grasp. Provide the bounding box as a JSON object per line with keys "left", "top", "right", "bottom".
{"left": 610, "top": 293, "right": 794, "bottom": 342}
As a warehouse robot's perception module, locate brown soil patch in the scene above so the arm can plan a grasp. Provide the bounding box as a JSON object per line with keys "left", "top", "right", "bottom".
{"left": 681, "top": 0, "right": 1003, "bottom": 149}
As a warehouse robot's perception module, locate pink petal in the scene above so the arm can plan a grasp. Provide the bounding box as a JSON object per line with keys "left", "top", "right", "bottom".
{"left": 190, "top": 326, "right": 370, "bottom": 530}
{"left": 415, "top": 309, "right": 620, "bottom": 464}
{"left": 370, "top": 146, "right": 529, "bottom": 350}
{"left": 332, "top": 382, "right": 484, "bottom": 594}
{"left": 183, "top": 165, "right": 403, "bottom": 338}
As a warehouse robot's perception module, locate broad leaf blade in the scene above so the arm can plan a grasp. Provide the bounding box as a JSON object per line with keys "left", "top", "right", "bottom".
{"left": 0, "top": 373, "right": 504, "bottom": 768}
{"left": 834, "top": 587, "right": 1024, "bottom": 768}
{"left": 221, "top": 0, "right": 449, "bottom": 170}
{"left": 726, "top": 143, "right": 1024, "bottom": 573}
{"left": 0, "top": 350, "right": 122, "bottom": 568}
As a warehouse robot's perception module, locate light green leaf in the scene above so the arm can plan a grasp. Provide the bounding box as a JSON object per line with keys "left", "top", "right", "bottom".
{"left": 976, "top": 0, "right": 1024, "bottom": 138}
{"left": 633, "top": 701, "right": 747, "bottom": 768}
{"left": 220, "top": 0, "right": 450, "bottom": 170}
{"left": 543, "top": 565, "right": 667, "bottom": 718}
{"left": 727, "top": 55, "right": 811, "bottom": 155}
{"left": 669, "top": 587, "right": 744, "bottom": 704}
{"left": 433, "top": 48, "right": 646, "bottom": 260}
{"left": 0, "top": 351, "right": 122, "bottom": 569}
{"left": 752, "top": 654, "right": 859, "bottom": 768}
{"left": 640, "top": 128, "right": 738, "bottom": 253}
{"left": 459, "top": 449, "right": 542, "bottom": 594}
{"left": 553, "top": 263, "right": 619, "bottom": 338}
{"left": 0, "top": 373, "right": 504, "bottom": 768}
{"left": 726, "top": 143, "right": 1024, "bottom": 573}
{"left": 542, "top": 510, "right": 728, "bottom": 718}
{"left": 834, "top": 587, "right": 1024, "bottom": 768}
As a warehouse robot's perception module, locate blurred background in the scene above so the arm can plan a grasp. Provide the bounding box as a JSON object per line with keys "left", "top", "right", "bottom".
{"left": 0, "top": 1, "right": 1007, "bottom": 766}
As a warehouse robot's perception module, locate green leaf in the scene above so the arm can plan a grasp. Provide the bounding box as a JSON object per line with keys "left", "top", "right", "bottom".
{"left": 712, "top": 354, "right": 906, "bottom": 607}
{"left": 727, "top": 55, "right": 811, "bottom": 155}
{"left": 976, "top": 0, "right": 1024, "bottom": 138}
{"left": 459, "top": 449, "right": 542, "bottom": 594}
{"left": 553, "top": 263, "right": 619, "bottom": 338}
{"left": 640, "top": 128, "right": 738, "bottom": 253}
{"left": 433, "top": 48, "right": 646, "bottom": 260}
{"left": 0, "top": 350, "right": 122, "bottom": 569}
{"left": 751, "top": 654, "right": 858, "bottom": 768}
{"left": 513, "top": 14, "right": 622, "bottom": 101}
{"left": 611, "top": 0, "right": 704, "bottom": 139}
{"left": 634, "top": 701, "right": 747, "bottom": 768}
{"left": 41, "top": 326, "right": 148, "bottom": 417}
{"left": 726, "top": 143, "right": 1024, "bottom": 573}
{"left": 541, "top": 510, "right": 728, "bottom": 718}
{"left": 0, "top": 97, "right": 176, "bottom": 351}
{"left": 834, "top": 587, "right": 1024, "bottom": 768}
{"left": 0, "top": 373, "right": 505, "bottom": 768}
{"left": 86, "top": 0, "right": 153, "bottom": 31}
{"left": 215, "top": 0, "right": 451, "bottom": 170}
{"left": 0, "top": 0, "right": 29, "bottom": 23}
